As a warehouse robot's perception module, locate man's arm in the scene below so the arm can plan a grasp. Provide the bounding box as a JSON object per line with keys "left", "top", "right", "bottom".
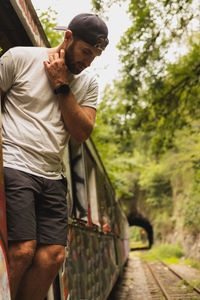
{"left": 57, "top": 92, "right": 96, "bottom": 143}
{"left": 44, "top": 49, "right": 96, "bottom": 143}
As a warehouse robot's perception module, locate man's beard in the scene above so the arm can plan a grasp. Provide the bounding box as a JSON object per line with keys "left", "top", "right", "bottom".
{"left": 65, "top": 43, "right": 85, "bottom": 75}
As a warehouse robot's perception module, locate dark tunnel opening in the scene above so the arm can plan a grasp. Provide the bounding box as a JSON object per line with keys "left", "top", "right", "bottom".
{"left": 128, "top": 212, "right": 154, "bottom": 250}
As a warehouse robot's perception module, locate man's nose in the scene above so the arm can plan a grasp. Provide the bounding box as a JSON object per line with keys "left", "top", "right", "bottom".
{"left": 84, "top": 56, "right": 95, "bottom": 67}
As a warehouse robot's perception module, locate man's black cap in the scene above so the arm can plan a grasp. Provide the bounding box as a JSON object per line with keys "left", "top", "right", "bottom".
{"left": 54, "top": 13, "right": 109, "bottom": 51}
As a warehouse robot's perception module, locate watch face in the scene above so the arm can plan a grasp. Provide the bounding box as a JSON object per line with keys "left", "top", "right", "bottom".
{"left": 55, "top": 84, "right": 70, "bottom": 94}
{"left": 61, "top": 85, "right": 70, "bottom": 93}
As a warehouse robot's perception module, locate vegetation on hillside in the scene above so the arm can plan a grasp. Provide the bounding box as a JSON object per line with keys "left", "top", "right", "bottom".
{"left": 91, "top": 0, "right": 200, "bottom": 242}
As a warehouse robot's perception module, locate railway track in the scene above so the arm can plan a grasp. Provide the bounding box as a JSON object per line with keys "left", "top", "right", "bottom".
{"left": 145, "top": 260, "right": 200, "bottom": 299}
{"left": 108, "top": 255, "right": 200, "bottom": 300}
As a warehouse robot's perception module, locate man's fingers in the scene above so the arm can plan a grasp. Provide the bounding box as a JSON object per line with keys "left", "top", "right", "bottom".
{"left": 48, "top": 52, "right": 64, "bottom": 64}
{"left": 43, "top": 61, "right": 49, "bottom": 68}
{"left": 54, "top": 53, "right": 59, "bottom": 59}
{"left": 60, "top": 49, "right": 65, "bottom": 59}
{"left": 49, "top": 55, "right": 54, "bottom": 62}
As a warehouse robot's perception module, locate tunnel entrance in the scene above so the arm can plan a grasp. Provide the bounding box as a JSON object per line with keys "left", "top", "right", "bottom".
{"left": 128, "top": 212, "right": 153, "bottom": 250}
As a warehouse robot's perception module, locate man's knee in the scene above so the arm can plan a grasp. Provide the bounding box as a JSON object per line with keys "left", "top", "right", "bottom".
{"left": 34, "top": 245, "right": 65, "bottom": 273}
{"left": 8, "top": 240, "right": 36, "bottom": 267}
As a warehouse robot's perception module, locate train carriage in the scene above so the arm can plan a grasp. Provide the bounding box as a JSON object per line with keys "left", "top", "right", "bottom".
{"left": 59, "top": 138, "right": 130, "bottom": 299}
{"left": 0, "top": 1, "right": 130, "bottom": 299}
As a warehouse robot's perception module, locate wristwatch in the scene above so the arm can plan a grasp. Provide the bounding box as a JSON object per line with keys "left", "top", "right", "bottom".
{"left": 54, "top": 84, "right": 70, "bottom": 95}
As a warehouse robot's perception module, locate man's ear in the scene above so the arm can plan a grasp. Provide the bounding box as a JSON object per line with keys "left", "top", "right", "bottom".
{"left": 64, "top": 30, "right": 73, "bottom": 42}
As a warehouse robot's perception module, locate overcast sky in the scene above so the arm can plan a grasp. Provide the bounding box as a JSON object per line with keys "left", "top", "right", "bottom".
{"left": 31, "top": 0, "right": 131, "bottom": 93}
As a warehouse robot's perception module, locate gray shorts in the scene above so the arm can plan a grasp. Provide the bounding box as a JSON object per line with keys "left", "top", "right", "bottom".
{"left": 4, "top": 167, "right": 68, "bottom": 246}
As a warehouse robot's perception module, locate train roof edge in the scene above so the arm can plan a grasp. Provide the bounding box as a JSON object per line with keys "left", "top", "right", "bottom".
{"left": 0, "top": 0, "right": 50, "bottom": 52}
{"left": 11, "top": 0, "right": 50, "bottom": 47}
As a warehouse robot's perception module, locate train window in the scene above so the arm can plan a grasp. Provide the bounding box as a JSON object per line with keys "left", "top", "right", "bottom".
{"left": 95, "top": 169, "right": 112, "bottom": 232}
{"left": 84, "top": 145, "right": 100, "bottom": 226}
{"left": 102, "top": 212, "right": 111, "bottom": 232}
{"left": 69, "top": 138, "right": 88, "bottom": 220}
{"left": 102, "top": 182, "right": 112, "bottom": 231}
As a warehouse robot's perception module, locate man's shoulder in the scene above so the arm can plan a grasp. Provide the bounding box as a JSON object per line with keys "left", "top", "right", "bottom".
{"left": 8, "top": 46, "right": 46, "bottom": 60}
{"left": 70, "top": 70, "right": 99, "bottom": 104}
{"left": 10, "top": 46, "right": 46, "bottom": 53}
{"left": 73, "top": 70, "right": 98, "bottom": 86}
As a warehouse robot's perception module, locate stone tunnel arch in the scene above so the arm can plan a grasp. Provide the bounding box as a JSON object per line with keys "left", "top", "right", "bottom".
{"left": 128, "top": 212, "right": 154, "bottom": 249}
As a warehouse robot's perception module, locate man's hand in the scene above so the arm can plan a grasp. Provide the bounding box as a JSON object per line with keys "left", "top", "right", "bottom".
{"left": 44, "top": 49, "right": 68, "bottom": 89}
{"left": 44, "top": 48, "right": 96, "bottom": 143}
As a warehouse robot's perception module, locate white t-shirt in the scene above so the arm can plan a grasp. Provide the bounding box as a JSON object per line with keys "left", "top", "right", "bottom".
{"left": 0, "top": 47, "right": 99, "bottom": 179}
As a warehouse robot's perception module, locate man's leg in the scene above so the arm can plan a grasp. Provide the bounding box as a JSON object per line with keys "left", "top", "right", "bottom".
{"left": 8, "top": 240, "right": 37, "bottom": 300}
{"left": 4, "top": 169, "right": 67, "bottom": 299}
{"left": 4, "top": 168, "right": 39, "bottom": 299}
{"left": 16, "top": 244, "right": 65, "bottom": 300}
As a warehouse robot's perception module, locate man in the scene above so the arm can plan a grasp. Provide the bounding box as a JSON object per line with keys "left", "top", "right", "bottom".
{"left": 0, "top": 13, "right": 109, "bottom": 300}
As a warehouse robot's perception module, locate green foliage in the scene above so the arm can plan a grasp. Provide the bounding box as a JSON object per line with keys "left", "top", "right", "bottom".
{"left": 93, "top": 0, "right": 200, "bottom": 155}
{"left": 119, "top": 0, "right": 198, "bottom": 78}
{"left": 92, "top": 0, "right": 125, "bottom": 14}
{"left": 139, "top": 163, "right": 172, "bottom": 208}
{"left": 153, "top": 212, "right": 175, "bottom": 240}
{"left": 37, "top": 7, "right": 63, "bottom": 47}
{"left": 116, "top": 39, "right": 200, "bottom": 155}
{"left": 184, "top": 194, "right": 200, "bottom": 231}
{"left": 172, "top": 133, "right": 200, "bottom": 231}
{"left": 129, "top": 226, "right": 148, "bottom": 248}
{"left": 142, "top": 243, "right": 184, "bottom": 262}
{"left": 92, "top": 85, "right": 143, "bottom": 199}
{"left": 157, "top": 244, "right": 184, "bottom": 259}
{"left": 129, "top": 226, "right": 145, "bottom": 241}
{"left": 184, "top": 259, "right": 200, "bottom": 272}
{"left": 92, "top": 113, "right": 139, "bottom": 199}
{"left": 91, "top": 0, "right": 102, "bottom": 11}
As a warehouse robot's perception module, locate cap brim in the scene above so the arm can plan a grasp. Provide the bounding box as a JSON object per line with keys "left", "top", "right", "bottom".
{"left": 54, "top": 26, "right": 68, "bottom": 31}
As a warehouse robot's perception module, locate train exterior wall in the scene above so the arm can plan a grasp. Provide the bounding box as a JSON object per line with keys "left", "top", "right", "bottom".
{"left": 64, "top": 226, "right": 118, "bottom": 299}
{"left": 0, "top": 2, "right": 130, "bottom": 299}
{"left": 59, "top": 138, "right": 130, "bottom": 299}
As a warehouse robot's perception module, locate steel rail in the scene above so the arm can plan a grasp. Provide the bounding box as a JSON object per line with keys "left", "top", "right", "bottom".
{"left": 159, "top": 259, "right": 200, "bottom": 295}
{"left": 146, "top": 262, "right": 172, "bottom": 300}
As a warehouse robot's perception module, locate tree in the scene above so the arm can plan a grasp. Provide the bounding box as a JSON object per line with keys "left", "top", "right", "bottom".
{"left": 92, "top": 0, "right": 200, "bottom": 154}
{"left": 91, "top": 0, "right": 200, "bottom": 244}
{"left": 37, "top": 7, "right": 63, "bottom": 47}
